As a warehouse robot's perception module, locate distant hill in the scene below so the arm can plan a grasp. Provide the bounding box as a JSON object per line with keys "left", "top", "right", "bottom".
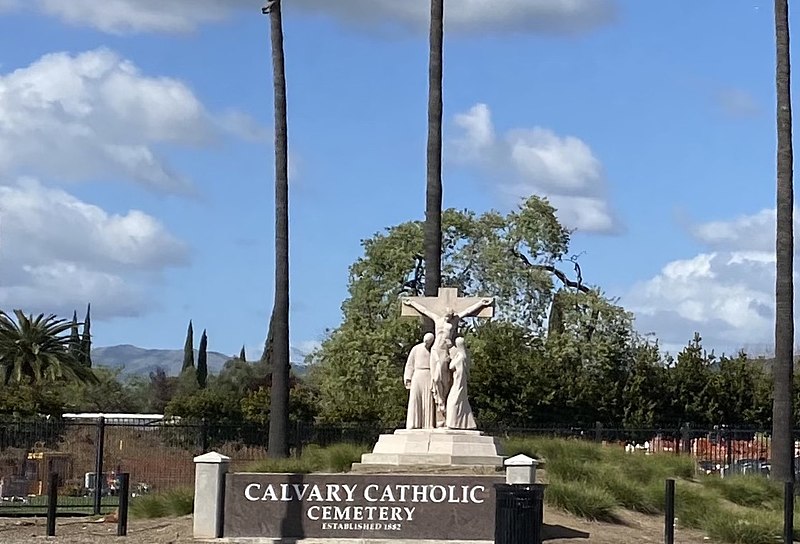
{"left": 91, "top": 344, "right": 310, "bottom": 377}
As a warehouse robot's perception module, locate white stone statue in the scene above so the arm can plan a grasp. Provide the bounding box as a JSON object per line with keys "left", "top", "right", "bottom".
{"left": 446, "top": 337, "right": 477, "bottom": 430}
{"left": 402, "top": 296, "right": 493, "bottom": 424}
{"left": 403, "top": 333, "right": 437, "bottom": 429}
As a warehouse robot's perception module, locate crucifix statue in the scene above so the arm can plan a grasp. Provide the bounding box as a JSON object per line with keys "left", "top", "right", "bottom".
{"left": 401, "top": 288, "right": 494, "bottom": 429}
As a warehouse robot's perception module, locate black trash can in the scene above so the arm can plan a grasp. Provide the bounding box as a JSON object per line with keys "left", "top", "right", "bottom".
{"left": 494, "top": 483, "right": 545, "bottom": 544}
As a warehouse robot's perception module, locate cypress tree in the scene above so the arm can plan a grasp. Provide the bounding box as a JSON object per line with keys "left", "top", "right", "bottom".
{"left": 79, "top": 304, "right": 92, "bottom": 368}
{"left": 182, "top": 320, "right": 194, "bottom": 372}
{"left": 197, "top": 329, "right": 208, "bottom": 389}
{"left": 69, "top": 310, "right": 80, "bottom": 358}
{"left": 240, "top": 345, "right": 247, "bottom": 362}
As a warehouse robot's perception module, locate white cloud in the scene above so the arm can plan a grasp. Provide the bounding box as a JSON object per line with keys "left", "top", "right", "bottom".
{"left": 0, "top": 48, "right": 261, "bottom": 194}
{"left": 507, "top": 128, "right": 602, "bottom": 193}
{"left": 451, "top": 103, "right": 620, "bottom": 233}
{"left": 35, "top": 0, "right": 255, "bottom": 34}
{"left": 28, "top": 0, "right": 616, "bottom": 35}
{"left": 625, "top": 208, "right": 793, "bottom": 355}
{"left": 292, "top": 0, "right": 617, "bottom": 35}
{"left": 0, "top": 178, "right": 188, "bottom": 318}
{"left": 690, "top": 208, "right": 780, "bottom": 252}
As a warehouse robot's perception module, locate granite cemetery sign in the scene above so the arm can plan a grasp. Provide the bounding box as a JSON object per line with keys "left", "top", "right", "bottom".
{"left": 224, "top": 473, "right": 503, "bottom": 540}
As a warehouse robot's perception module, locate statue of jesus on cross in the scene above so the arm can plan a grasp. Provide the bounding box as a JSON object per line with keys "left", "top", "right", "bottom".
{"left": 401, "top": 288, "right": 494, "bottom": 427}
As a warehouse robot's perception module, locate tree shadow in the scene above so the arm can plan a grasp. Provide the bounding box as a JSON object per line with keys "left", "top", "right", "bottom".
{"left": 542, "top": 523, "right": 590, "bottom": 540}
{"left": 279, "top": 473, "right": 306, "bottom": 543}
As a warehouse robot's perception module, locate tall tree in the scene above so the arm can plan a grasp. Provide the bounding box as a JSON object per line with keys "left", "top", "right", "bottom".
{"left": 0, "top": 310, "right": 96, "bottom": 385}
{"left": 79, "top": 303, "right": 92, "bottom": 368}
{"left": 313, "top": 200, "right": 574, "bottom": 423}
{"left": 264, "top": 0, "right": 290, "bottom": 459}
{"left": 423, "top": 0, "right": 444, "bottom": 309}
{"left": 69, "top": 310, "right": 80, "bottom": 359}
{"left": 197, "top": 329, "right": 208, "bottom": 389}
{"left": 772, "top": 0, "right": 795, "bottom": 486}
{"left": 182, "top": 320, "right": 195, "bottom": 372}
{"left": 240, "top": 345, "right": 247, "bottom": 362}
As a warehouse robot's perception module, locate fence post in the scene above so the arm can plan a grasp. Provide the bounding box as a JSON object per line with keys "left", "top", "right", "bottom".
{"left": 680, "top": 423, "right": 691, "bottom": 455}
{"left": 117, "top": 473, "right": 130, "bottom": 537}
{"left": 664, "top": 479, "right": 675, "bottom": 544}
{"left": 46, "top": 472, "right": 58, "bottom": 536}
{"left": 201, "top": 418, "right": 209, "bottom": 454}
{"left": 725, "top": 427, "right": 733, "bottom": 468}
{"left": 93, "top": 416, "right": 106, "bottom": 516}
{"left": 594, "top": 421, "right": 603, "bottom": 443}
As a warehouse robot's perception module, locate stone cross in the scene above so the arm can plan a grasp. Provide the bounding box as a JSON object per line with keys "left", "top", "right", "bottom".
{"left": 401, "top": 287, "right": 494, "bottom": 319}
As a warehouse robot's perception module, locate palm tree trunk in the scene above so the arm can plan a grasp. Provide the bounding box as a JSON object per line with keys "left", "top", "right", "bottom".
{"left": 267, "top": 0, "right": 290, "bottom": 459}
{"left": 423, "top": 0, "right": 444, "bottom": 306}
{"left": 772, "top": 0, "right": 794, "bottom": 485}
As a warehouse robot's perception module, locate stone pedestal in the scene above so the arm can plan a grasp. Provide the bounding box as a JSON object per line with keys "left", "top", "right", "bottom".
{"left": 351, "top": 429, "right": 504, "bottom": 473}
{"left": 193, "top": 451, "right": 230, "bottom": 539}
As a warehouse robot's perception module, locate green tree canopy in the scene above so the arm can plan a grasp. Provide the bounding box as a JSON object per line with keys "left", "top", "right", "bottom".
{"left": 197, "top": 329, "right": 209, "bottom": 389}
{"left": 312, "top": 197, "right": 613, "bottom": 424}
{"left": 79, "top": 304, "right": 92, "bottom": 368}
{"left": 182, "top": 320, "right": 194, "bottom": 372}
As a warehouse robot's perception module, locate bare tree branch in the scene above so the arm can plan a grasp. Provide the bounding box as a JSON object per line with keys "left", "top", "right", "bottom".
{"left": 511, "top": 248, "right": 591, "bottom": 293}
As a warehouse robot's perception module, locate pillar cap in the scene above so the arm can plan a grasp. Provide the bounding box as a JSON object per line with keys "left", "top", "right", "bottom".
{"left": 194, "top": 451, "right": 231, "bottom": 464}
{"left": 504, "top": 454, "right": 539, "bottom": 467}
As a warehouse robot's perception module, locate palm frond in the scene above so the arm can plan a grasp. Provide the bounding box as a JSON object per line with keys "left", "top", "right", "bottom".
{"left": 0, "top": 309, "right": 98, "bottom": 385}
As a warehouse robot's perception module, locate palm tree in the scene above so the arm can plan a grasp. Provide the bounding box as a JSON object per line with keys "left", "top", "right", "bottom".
{"left": 424, "top": 0, "right": 444, "bottom": 304}
{"left": 0, "top": 310, "right": 97, "bottom": 385}
{"left": 772, "top": 0, "right": 794, "bottom": 487}
{"left": 263, "top": 0, "right": 290, "bottom": 459}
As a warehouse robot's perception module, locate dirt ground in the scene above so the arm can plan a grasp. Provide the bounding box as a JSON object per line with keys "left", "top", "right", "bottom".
{"left": 0, "top": 515, "right": 194, "bottom": 544}
{"left": 542, "top": 509, "right": 708, "bottom": 543}
{"left": 0, "top": 509, "right": 711, "bottom": 543}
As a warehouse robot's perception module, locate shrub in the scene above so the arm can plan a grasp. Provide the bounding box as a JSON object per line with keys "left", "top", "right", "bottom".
{"left": 642, "top": 481, "right": 721, "bottom": 529}
{"left": 546, "top": 479, "right": 620, "bottom": 523}
{"left": 502, "top": 437, "right": 538, "bottom": 459}
{"left": 244, "top": 443, "right": 371, "bottom": 473}
{"left": 614, "top": 453, "right": 695, "bottom": 483}
{"left": 703, "top": 509, "right": 786, "bottom": 544}
{"left": 131, "top": 488, "right": 193, "bottom": 518}
{"left": 528, "top": 438, "right": 604, "bottom": 465}
{"left": 598, "top": 468, "right": 660, "bottom": 514}
{"left": 546, "top": 455, "right": 603, "bottom": 483}
{"left": 322, "top": 443, "right": 369, "bottom": 472}
{"left": 245, "top": 457, "right": 315, "bottom": 474}
{"left": 701, "top": 475, "right": 781, "bottom": 509}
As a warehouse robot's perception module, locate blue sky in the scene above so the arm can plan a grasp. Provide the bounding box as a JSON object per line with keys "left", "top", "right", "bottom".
{"left": 0, "top": 0, "right": 791, "bottom": 358}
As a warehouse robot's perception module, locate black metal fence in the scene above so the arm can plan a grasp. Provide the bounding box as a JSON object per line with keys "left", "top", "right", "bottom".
{"left": 0, "top": 418, "right": 787, "bottom": 515}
